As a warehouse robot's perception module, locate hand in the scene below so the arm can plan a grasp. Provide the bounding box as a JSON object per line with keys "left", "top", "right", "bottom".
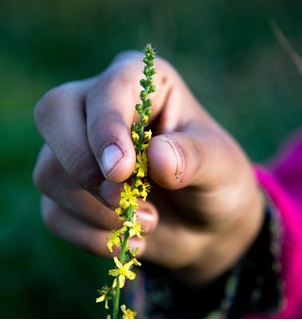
{"left": 33, "top": 51, "right": 264, "bottom": 282}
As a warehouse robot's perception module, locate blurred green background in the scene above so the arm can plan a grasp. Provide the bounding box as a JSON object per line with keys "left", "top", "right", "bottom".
{"left": 1, "top": 0, "right": 302, "bottom": 318}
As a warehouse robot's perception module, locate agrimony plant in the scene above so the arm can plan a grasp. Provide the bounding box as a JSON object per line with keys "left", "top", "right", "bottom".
{"left": 96, "top": 44, "right": 156, "bottom": 319}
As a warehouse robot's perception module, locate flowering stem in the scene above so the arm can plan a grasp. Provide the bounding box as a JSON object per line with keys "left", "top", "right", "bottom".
{"left": 96, "top": 44, "right": 156, "bottom": 319}
{"left": 112, "top": 206, "right": 132, "bottom": 319}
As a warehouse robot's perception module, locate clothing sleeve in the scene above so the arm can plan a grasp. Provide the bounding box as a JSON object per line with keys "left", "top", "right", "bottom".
{"left": 250, "top": 128, "right": 302, "bottom": 318}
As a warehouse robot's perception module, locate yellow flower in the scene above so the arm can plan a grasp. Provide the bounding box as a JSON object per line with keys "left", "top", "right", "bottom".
{"left": 131, "top": 131, "right": 140, "bottom": 143}
{"left": 96, "top": 285, "right": 112, "bottom": 310}
{"left": 135, "top": 177, "right": 150, "bottom": 199}
{"left": 131, "top": 257, "right": 141, "bottom": 267}
{"left": 107, "top": 228, "right": 125, "bottom": 252}
{"left": 143, "top": 129, "right": 152, "bottom": 141}
{"left": 115, "top": 207, "right": 128, "bottom": 220}
{"left": 141, "top": 143, "right": 149, "bottom": 151}
{"left": 135, "top": 151, "right": 148, "bottom": 178}
{"left": 115, "top": 207, "right": 123, "bottom": 215}
{"left": 140, "top": 181, "right": 151, "bottom": 201}
{"left": 121, "top": 304, "right": 137, "bottom": 319}
{"left": 141, "top": 115, "right": 149, "bottom": 124}
{"left": 123, "top": 214, "right": 144, "bottom": 239}
{"left": 129, "top": 247, "right": 139, "bottom": 257}
{"left": 119, "top": 182, "right": 139, "bottom": 210}
{"left": 109, "top": 257, "right": 136, "bottom": 289}
{"left": 135, "top": 178, "right": 143, "bottom": 187}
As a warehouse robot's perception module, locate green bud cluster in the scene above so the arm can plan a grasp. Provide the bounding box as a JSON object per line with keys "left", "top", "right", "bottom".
{"left": 131, "top": 44, "right": 156, "bottom": 153}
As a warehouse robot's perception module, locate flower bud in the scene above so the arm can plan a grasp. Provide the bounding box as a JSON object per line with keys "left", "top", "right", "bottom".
{"left": 143, "top": 130, "right": 152, "bottom": 141}
{"left": 149, "top": 85, "right": 156, "bottom": 93}
{"left": 143, "top": 66, "right": 150, "bottom": 76}
{"left": 145, "top": 77, "right": 152, "bottom": 87}
{"left": 149, "top": 68, "right": 155, "bottom": 76}
{"left": 140, "top": 90, "right": 147, "bottom": 100}
{"left": 142, "top": 115, "right": 149, "bottom": 124}
{"left": 145, "top": 99, "right": 152, "bottom": 108}
{"left": 135, "top": 104, "right": 142, "bottom": 112}
{"left": 140, "top": 79, "right": 146, "bottom": 87}
{"left": 131, "top": 131, "right": 140, "bottom": 143}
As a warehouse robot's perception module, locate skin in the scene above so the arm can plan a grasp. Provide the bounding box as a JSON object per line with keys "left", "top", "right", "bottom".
{"left": 33, "top": 51, "right": 264, "bottom": 283}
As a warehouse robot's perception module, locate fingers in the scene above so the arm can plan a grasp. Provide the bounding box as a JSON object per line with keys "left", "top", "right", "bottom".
{"left": 33, "top": 144, "right": 122, "bottom": 229}
{"left": 41, "top": 196, "right": 113, "bottom": 256}
{"left": 40, "top": 195, "right": 160, "bottom": 257}
{"left": 34, "top": 48, "right": 220, "bottom": 191}
{"left": 34, "top": 51, "right": 174, "bottom": 190}
{"left": 34, "top": 80, "right": 102, "bottom": 193}
{"left": 35, "top": 146, "right": 158, "bottom": 257}
{"left": 84, "top": 51, "right": 173, "bottom": 182}
{"left": 33, "top": 144, "right": 159, "bottom": 234}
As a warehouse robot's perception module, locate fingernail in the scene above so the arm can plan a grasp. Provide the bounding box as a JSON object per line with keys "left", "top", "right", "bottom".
{"left": 99, "top": 180, "right": 122, "bottom": 208}
{"left": 100, "top": 144, "right": 123, "bottom": 177}
{"left": 162, "top": 137, "right": 184, "bottom": 177}
{"left": 129, "top": 238, "right": 145, "bottom": 255}
{"left": 136, "top": 209, "right": 154, "bottom": 232}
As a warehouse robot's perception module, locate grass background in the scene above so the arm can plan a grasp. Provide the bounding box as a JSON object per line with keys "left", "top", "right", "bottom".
{"left": 1, "top": 0, "right": 302, "bottom": 318}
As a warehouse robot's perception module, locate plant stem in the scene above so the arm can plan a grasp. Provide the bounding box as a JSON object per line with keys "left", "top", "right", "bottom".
{"left": 112, "top": 206, "right": 132, "bottom": 318}
{"left": 112, "top": 280, "right": 121, "bottom": 319}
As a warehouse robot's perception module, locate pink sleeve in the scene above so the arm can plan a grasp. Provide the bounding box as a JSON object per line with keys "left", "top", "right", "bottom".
{"left": 252, "top": 129, "right": 302, "bottom": 318}
{"left": 269, "top": 128, "right": 302, "bottom": 209}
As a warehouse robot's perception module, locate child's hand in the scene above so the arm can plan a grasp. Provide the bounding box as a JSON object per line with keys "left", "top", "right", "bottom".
{"left": 33, "top": 51, "right": 264, "bottom": 282}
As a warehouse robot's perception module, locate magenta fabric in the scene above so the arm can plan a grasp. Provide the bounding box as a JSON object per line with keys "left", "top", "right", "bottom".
{"left": 250, "top": 129, "right": 302, "bottom": 318}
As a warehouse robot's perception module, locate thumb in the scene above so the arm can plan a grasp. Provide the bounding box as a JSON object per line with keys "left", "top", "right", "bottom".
{"left": 147, "top": 125, "right": 246, "bottom": 192}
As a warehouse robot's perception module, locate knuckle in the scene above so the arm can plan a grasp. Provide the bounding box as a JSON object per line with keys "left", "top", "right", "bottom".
{"left": 63, "top": 148, "right": 103, "bottom": 192}
{"left": 41, "top": 197, "right": 60, "bottom": 233}
{"left": 34, "top": 83, "right": 77, "bottom": 132}
{"left": 33, "top": 145, "right": 102, "bottom": 196}
{"left": 34, "top": 87, "right": 59, "bottom": 126}
{"left": 113, "top": 49, "right": 139, "bottom": 62}
{"left": 32, "top": 145, "right": 58, "bottom": 194}
{"left": 112, "top": 49, "right": 170, "bottom": 71}
{"left": 32, "top": 161, "right": 45, "bottom": 192}
{"left": 32, "top": 151, "right": 50, "bottom": 193}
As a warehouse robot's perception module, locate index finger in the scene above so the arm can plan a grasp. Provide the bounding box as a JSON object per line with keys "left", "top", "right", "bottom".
{"left": 34, "top": 79, "right": 103, "bottom": 193}
{"left": 85, "top": 50, "right": 174, "bottom": 182}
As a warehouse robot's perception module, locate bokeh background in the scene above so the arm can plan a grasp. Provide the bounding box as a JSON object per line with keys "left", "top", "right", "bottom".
{"left": 1, "top": 0, "right": 302, "bottom": 318}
